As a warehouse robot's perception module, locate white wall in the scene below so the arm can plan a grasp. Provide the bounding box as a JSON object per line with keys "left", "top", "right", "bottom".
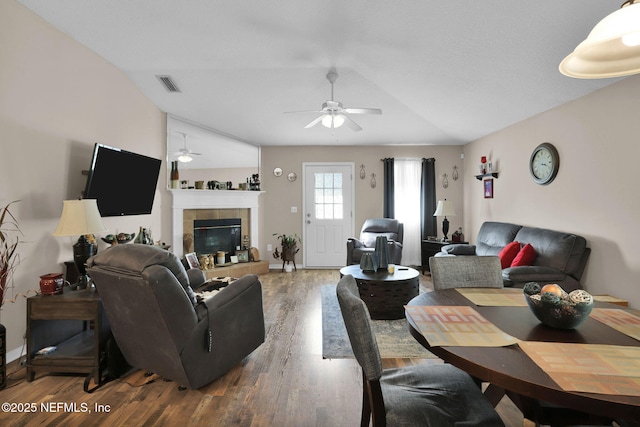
{"left": 464, "top": 74, "right": 640, "bottom": 308}
{"left": 0, "top": 1, "right": 166, "bottom": 358}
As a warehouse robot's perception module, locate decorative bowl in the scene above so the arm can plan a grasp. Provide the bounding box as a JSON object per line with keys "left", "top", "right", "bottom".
{"left": 102, "top": 232, "right": 135, "bottom": 245}
{"left": 523, "top": 282, "right": 594, "bottom": 330}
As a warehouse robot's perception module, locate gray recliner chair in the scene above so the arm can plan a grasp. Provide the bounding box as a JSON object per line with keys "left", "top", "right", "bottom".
{"left": 346, "top": 218, "right": 403, "bottom": 265}
{"left": 87, "top": 244, "right": 265, "bottom": 389}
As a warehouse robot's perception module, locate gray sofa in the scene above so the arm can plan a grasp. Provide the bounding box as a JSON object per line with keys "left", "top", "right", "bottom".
{"left": 346, "top": 218, "right": 403, "bottom": 265}
{"left": 87, "top": 244, "right": 265, "bottom": 389}
{"left": 439, "top": 221, "right": 590, "bottom": 291}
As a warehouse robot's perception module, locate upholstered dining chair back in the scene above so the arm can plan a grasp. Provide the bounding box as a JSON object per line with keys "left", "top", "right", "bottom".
{"left": 336, "top": 274, "right": 383, "bottom": 381}
{"left": 429, "top": 255, "right": 503, "bottom": 290}
{"left": 336, "top": 273, "right": 506, "bottom": 427}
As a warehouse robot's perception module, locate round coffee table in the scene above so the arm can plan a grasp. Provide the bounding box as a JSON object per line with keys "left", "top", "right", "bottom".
{"left": 339, "top": 264, "right": 419, "bottom": 320}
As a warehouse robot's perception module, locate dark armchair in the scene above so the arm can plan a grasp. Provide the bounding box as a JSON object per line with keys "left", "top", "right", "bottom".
{"left": 346, "top": 218, "right": 403, "bottom": 266}
{"left": 87, "top": 244, "right": 265, "bottom": 390}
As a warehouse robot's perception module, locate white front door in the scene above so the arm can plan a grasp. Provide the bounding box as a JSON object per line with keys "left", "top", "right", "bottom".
{"left": 303, "top": 163, "right": 354, "bottom": 268}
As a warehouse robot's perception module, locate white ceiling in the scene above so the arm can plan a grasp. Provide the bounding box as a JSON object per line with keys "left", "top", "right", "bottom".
{"left": 17, "top": 0, "right": 624, "bottom": 147}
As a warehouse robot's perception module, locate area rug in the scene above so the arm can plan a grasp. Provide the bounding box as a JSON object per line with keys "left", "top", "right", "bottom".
{"left": 321, "top": 285, "right": 436, "bottom": 359}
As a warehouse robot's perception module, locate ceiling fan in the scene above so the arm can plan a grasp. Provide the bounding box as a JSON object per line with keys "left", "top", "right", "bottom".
{"left": 285, "top": 69, "right": 382, "bottom": 132}
{"left": 173, "top": 132, "right": 202, "bottom": 163}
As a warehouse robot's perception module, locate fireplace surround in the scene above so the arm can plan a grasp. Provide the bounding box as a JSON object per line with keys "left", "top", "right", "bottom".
{"left": 170, "top": 189, "right": 263, "bottom": 258}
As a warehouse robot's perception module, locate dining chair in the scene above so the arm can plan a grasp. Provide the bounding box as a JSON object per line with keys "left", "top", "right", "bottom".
{"left": 429, "top": 255, "right": 503, "bottom": 290}
{"left": 336, "top": 274, "right": 505, "bottom": 427}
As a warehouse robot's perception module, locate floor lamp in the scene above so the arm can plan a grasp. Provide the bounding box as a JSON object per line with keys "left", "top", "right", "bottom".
{"left": 433, "top": 199, "right": 456, "bottom": 242}
{"left": 53, "top": 199, "right": 108, "bottom": 290}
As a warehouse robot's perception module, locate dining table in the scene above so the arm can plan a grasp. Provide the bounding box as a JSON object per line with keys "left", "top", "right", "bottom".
{"left": 405, "top": 288, "right": 640, "bottom": 423}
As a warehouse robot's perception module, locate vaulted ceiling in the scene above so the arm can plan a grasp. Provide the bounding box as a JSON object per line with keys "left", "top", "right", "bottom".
{"left": 17, "top": 0, "right": 623, "bottom": 147}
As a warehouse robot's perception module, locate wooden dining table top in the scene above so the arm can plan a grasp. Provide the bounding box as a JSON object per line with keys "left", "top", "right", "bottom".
{"left": 405, "top": 289, "right": 640, "bottom": 421}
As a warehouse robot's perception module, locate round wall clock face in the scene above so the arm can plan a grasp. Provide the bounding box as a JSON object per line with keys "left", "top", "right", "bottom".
{"left": 529, "top": 142, "right": 559, "bottom": 185}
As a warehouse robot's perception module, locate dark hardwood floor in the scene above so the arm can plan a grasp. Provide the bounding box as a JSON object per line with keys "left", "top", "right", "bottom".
{"left": 0, "top": 269, "right": 525, "bottom": 426}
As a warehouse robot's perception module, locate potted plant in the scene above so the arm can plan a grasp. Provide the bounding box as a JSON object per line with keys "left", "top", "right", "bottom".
{"left": 273, "top": 233, "right": 301, "bottom": 271}
{"left": 0, "top": 201, "right": 21, "bottom": 308}
{"left": 0, "top": 200, "right": 21, "bottom": 390}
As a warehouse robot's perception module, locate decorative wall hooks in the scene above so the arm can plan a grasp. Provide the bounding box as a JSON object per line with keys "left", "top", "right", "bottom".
{"left": 360, "top": 164, "right": 366, "bottom": 179}
{"left": 452, "top": 166, "right": 459, "bottom": 181}
{"left": 370, "top": 173, "right": 377, "bottom": 188}
{"left": 442, "top": 173, "right": 449, "bottom": 188}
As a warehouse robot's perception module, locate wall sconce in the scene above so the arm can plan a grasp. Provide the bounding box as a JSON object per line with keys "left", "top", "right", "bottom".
{"left": 360, "top": 164, "right": 366, "bottom": 179}
{"left": 442, "top": 173, "right": 449, "bottom": 188}
{"left": 452, "top": 166, "right": 459, "bottom": 181}
{"left": 370, "top": 173, "right": 376, "bottom": 188}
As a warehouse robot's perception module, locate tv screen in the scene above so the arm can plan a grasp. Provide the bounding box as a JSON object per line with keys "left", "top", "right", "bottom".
{"left": 84, "top": 143, "right": 162, "bottom": 217}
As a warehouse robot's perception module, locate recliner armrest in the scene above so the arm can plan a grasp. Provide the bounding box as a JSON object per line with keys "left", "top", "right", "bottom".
{"left": 347, "top": 237, "right": 365, "bottom": 248}
{"left": 442, "top": 244, "right": 477, "bottom": 255}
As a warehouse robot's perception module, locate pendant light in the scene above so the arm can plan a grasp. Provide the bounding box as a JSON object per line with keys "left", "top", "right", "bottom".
{"left": 560, "top": 1, "right": 640, "bottom": 78}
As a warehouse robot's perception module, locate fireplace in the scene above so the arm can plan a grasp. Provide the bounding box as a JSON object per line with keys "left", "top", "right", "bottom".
{"left": 170, "top": 189, "right": 263, "bottom": 258}
{"left": 194, "top": 218, "right": 242, "bottom": 259}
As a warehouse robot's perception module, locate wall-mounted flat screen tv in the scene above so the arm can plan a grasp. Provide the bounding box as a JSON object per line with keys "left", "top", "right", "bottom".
{"left": 84, "top": 143, "right": 162, "bottom": 217}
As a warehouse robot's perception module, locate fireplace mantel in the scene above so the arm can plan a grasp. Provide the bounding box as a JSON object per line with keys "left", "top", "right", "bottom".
{"left": 170, "top": 189, "right": 264, "bottom": 257}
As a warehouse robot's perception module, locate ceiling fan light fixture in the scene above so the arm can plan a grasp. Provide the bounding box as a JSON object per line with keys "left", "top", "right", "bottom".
{"left": 560, "top": 0, "right": 640, "bottom": 78}
{"left": 321, "top": 113, "right": 345, "bottom": 129}
{"left": 178, "top": 154, "right": 193, "bottom": 163}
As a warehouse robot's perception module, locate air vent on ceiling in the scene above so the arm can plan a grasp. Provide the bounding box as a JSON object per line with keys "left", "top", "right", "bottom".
{"left": 156, "top": 75, "right": 181, "bottom": 93}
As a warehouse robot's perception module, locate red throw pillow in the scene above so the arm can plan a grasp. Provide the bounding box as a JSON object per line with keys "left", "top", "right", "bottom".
{"left": 498, "top": 241, "right": 521, "bottom": 269}
{"left": 511, "top": 243, "right": 537, "bottom": 267}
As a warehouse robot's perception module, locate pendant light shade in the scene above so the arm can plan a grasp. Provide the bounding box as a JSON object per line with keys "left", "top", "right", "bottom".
{"left": 560, "top": 1, "right": 640, "bottom": 78}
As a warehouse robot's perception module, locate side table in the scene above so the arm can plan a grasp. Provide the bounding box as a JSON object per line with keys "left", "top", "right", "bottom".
{"left": 421, "top": 239, "right": 468, "bottom": 274}
{"left": 339, "top": 265, "right": 419, "bottom": 320}
{"left": 26, "top": 289, "right": 110, "bottom": 392}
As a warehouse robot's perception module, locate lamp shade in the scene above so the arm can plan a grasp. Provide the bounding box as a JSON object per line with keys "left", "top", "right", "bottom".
{"left": 433, "top": 200, "right": 456, "bottom": 217}
{"left": 53, "top": 199, "right": 108, "bottom": 236}
{"left": 560, "top": 2, "right": 640, "bottom": 78}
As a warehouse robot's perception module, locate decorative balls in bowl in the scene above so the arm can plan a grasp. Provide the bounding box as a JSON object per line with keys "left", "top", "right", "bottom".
{"left": 523, "top": 282, "right": 594, "bottom": 330}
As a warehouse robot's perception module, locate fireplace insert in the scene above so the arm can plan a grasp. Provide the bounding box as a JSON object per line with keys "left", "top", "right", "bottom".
{"left": 193, "top": 218, "right": 242, "bottom": 262}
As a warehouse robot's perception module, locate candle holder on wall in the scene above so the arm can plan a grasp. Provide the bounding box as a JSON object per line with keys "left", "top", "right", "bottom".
{"left": 370, "top": 173, "right": 377, "bottom": 188}
{"left": 442, "top": 173, "right": 449, "bottom": 188}
{"left": 452, "top": 165, "right": 459, "bottom": 181}
{"left": 360, "top": 164, "right": 366, "bottom": 179}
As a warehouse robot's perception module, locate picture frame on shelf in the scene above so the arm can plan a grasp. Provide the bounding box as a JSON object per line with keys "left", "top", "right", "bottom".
{"left": 236, "top": 249, "right": 249, "bottom": 263}
{"left": 185, "top": 252, "right": 200, "bottom": 269}
{"left": 484, "top": 179, "right": 494, "bottom": 199}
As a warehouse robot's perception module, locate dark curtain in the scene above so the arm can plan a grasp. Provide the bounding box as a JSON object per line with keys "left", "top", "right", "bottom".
{"left": 382, "top": 158, "right": 394, "bottom": 218}
{"left": 421, "top": 158, "right": 437, "bottom": 239}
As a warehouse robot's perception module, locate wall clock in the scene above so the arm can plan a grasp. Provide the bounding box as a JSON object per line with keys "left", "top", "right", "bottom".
{"left": 529, "top": 142, "right": 559, "bottom": 185}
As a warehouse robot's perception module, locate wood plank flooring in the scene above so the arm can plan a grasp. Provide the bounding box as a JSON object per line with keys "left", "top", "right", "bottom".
{"left": 0, "top": 269, "right": 525, "bottom": 426}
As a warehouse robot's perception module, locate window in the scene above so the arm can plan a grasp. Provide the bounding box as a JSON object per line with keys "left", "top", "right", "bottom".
{"left": 314, "top": 173, "right": 343, "bottom": 219}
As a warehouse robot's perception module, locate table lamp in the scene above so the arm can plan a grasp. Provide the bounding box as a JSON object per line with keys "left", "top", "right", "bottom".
{"left": 53, "top": 199, "right": 108, "bottom": 290}
{"left": 433, "top": 199, "right": 456, "bottom": 242}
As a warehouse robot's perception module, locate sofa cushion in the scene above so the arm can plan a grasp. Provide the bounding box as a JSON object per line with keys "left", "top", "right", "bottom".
{"left": 498, "top": 241, "right": 521, "bottom": 269}
{"left": 514, "top": 226, "right": 583, "bottom": 273}
{"left": 475, "top": 222, "right": 522, "bottom": 256}
{"left": 511, "top": 243, "right": 536, "bottom": 266}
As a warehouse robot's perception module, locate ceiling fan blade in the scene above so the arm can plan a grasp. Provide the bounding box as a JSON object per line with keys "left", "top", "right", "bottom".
{"left": 344, "top": 108, "right": 382, "bottom": 115}
{"left": 343, "top": 114, "right": 363, "bottom": 132}
{"left": 284, "top": 109, "right": 324, "bottom": 114}
{"left": 304, "top": 116, "right": 324, "bottom": 129}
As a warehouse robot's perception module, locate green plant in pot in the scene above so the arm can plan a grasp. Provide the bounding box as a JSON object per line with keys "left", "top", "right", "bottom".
{"left": 273, "top": 233, "right": 301, "bottom": 271}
